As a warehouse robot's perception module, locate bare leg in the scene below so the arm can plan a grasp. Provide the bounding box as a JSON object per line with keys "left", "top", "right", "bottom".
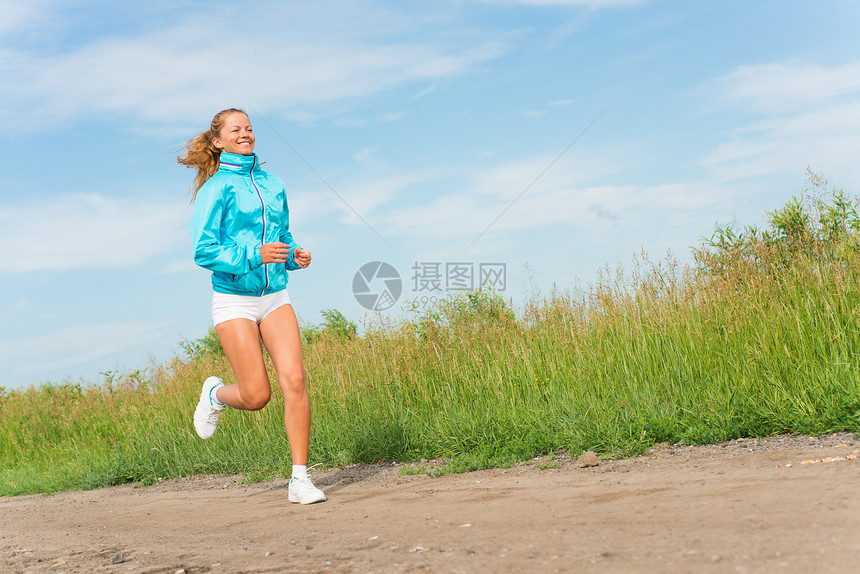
{"left": 214, "top": 318, "right": 272, "bottom": 411}
{"left": 259, "top": 304, "right": 311, "bottom": 466}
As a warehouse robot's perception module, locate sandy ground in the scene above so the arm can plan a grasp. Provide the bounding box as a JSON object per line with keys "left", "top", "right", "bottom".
{"left": 2, "top": 433, "right": 859, "bottom": 574}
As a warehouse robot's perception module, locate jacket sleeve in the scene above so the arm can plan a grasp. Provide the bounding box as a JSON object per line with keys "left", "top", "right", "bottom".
{"left": 190, "top": 183, "right": 263, "bottom": 275}
{"left": 277, "top": 179, "right": 303, "bottom": 271}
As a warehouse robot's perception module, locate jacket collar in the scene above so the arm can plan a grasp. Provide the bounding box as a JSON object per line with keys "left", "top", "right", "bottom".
{"left": 218, "top": 152, "right": 260, "bottom": 174}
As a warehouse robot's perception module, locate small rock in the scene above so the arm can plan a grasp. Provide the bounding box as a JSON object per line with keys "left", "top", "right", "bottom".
{"left": 110, "top": 553, "right": 125, "bottom": 564}
{"left": 577, "top": 451, "right": 600, "bottom": 468}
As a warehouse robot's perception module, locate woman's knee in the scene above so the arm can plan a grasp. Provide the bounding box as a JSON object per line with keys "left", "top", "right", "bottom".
{"left": 278, "top": 369, "right": 307, "bottom": 396}
{"left": 239, "top": 384, "right": 271, "bottom": 410}
{"left": 245, "top": 396, "right": 271, "bottom": 411}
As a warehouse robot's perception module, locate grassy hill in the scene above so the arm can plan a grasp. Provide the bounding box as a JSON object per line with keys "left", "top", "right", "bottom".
{"left": 2, "top": 172, "right": 859, "bottom": 496}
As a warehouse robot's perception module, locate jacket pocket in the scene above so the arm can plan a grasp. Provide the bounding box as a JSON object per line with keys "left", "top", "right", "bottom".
{"left": 232, "top": 268, "right": 266, "bottom": 295}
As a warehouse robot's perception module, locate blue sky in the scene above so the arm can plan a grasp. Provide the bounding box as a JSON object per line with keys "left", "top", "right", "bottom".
{"left": 2, "top": 0, "right": 860, "bottom": 389}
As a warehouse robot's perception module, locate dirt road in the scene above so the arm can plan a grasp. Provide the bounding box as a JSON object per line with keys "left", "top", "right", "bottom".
{"left": 2, "top": 433, "right": 859, "bottom": 573}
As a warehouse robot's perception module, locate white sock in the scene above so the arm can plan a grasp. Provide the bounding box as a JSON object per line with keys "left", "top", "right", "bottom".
{"left": 210, "top": 384, "right": 226, "bottom": 407}
{"left": 292, "top": 465, "right": 308, "bottom": 481}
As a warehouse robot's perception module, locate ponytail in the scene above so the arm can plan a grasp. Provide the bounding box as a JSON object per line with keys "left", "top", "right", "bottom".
{"left": 177, "top": 108, "right": 247, "bottom": 199}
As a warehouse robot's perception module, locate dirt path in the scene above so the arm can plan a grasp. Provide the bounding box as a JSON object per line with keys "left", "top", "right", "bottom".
{"left": 2, "top": 433, "right": 859, "bottom": 573}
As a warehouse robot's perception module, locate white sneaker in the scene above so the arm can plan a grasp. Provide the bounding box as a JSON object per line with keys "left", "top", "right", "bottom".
{"left": 288, "top": 476, "right": 327, "bottom": 504}
{"left": 193, "top": 376, "right": 225, "bottom": 439}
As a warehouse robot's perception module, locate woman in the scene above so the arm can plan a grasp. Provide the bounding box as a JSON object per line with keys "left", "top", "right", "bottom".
{"left": 177, "top": 108, "right": 325, "bottom": 504}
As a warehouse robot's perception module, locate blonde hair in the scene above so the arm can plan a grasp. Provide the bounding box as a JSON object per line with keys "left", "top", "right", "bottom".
{"left": 177, "top": 108, "right": 248, "bottom": 198}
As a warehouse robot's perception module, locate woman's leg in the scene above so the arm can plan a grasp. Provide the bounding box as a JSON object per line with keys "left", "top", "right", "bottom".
{"left": 214, "top": 318, "right": 272, "bottom": 411}
{"left": 258, "top": 304, "right": 310, "bottom": 466}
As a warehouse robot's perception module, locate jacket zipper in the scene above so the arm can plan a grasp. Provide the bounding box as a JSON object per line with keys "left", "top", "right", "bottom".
{"left": 249, "top": 156, "right": 269, "bottom": 296}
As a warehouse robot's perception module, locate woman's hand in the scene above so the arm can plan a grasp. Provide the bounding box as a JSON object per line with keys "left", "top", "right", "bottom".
{"left": 294, "top": 247, "right": 312, "bottom": 268}
{"left": 260, "top": 242, "right": 291, "bottom": 264}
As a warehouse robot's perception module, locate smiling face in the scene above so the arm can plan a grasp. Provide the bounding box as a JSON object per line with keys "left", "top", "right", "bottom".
{"left": 212, "top": 112, "right": 255, "bottom": 155}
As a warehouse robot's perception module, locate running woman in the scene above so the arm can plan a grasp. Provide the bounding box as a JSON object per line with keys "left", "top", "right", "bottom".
{"left": 177, "top": 108, "right": 325, "bottom": 504}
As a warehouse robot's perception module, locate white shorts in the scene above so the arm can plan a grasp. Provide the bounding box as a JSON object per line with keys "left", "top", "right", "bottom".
{"left": 211, "top": 290, "right": 292, "bottom": 326}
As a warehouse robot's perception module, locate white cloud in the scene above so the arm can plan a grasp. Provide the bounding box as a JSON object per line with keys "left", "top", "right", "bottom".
{"left": 0, "top": 2, "right": 508, "bottom": 128}
{"left": 333, "top": 172, "right": 436, "bottom": 225}
{"left": 324, "top": 149, "right": 727, "bottom": 262}
{"left": 335, "top": 118, "right": 371, "bottom": 128}
{"left": 353, "top": 147, "right": 380, "bottom": 163}
{"left": 466, "top": 151, "right": 610, "bottom": 197}
{"left": 0, "top": 193, "right": 189, "bottom": 273}
{"left": 703, "top": 105, "right": 860, "bottom": 182}
{"left": 0, "top": 0, "right": 56, "bottom": 34}
{"left": 377, "top": 111, "right": 410, "bottom": 123}
{"left": 479, "top": 0, "right": 645, "bottom": 6}
{"left": 0, "top": 320, "right": 173, "bottom": 378}
{"left": 702, "top": 60, "right": 860, "bottom": 183}
{"left": 380, "top": 177, "right": 728, "bottom": 265}
{"left": 710, "top": 61, "right": 860, "bottom": 114}
{"left": 588, "top": 203, "right": 620, "bottom": 222}
{"left": 158, "top": 258, "right": 197, "bottom": 275}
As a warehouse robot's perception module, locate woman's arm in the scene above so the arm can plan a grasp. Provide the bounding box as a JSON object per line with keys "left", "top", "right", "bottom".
{"left": 190, "top": 184, "right": 263, "bottom": 275}
{"left": 277, "top": 179, "right": 305, "bottom": 271}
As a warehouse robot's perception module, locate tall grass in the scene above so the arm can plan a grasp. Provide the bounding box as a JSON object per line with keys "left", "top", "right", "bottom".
{"left": 2, "top": 173, "right": 859, "bottom": 495}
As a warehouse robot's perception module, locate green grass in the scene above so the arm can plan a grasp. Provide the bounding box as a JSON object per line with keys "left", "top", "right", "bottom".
{"left": 2, "top": 173, "right": 860, "bottom": 496}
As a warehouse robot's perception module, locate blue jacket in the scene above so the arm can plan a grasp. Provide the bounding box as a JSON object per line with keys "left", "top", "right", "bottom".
{"left": 190, "top": 152, "right": 302, "bottom": 296}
